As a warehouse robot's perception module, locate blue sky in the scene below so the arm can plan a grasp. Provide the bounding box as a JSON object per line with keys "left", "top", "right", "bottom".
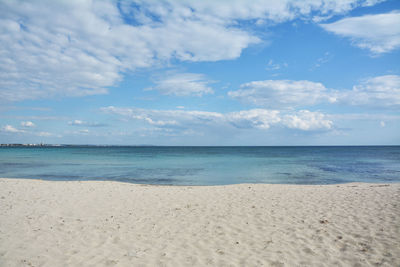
{"left": 0, "top": 0, "right": 399, "bottom": 145}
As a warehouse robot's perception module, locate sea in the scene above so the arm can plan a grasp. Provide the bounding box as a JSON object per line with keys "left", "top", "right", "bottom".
{"left": 0, "top": 146, "right": 399, "bottom": 185}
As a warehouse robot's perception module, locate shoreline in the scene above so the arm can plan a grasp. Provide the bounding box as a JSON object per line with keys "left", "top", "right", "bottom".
{"left": 1, "top": 178, "right": 399, "bottom": 266}
{"left": 1, "top": 176, "right": 399, "bottom": 187}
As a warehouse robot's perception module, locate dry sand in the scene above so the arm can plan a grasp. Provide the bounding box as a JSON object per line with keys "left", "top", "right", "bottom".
{"left": 0, "top": 178, "right": 399, "bottom": 267}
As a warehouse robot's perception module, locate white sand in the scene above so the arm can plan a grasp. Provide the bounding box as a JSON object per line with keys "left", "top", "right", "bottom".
{"left": 0, "top": 178, "right": 399, "bottom": 266}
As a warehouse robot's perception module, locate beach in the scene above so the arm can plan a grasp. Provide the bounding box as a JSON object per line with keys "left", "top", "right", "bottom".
{"left": 0, "top": 178, "right": 399, "bottom": 266}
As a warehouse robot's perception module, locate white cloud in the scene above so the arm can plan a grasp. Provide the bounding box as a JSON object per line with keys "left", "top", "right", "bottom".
{"left": 266, "top": 60, "right": 287, "bottom": 71}
{"left": 312, "top": 52, "right": 333, "bottom": 69}
{"left": 68, "top": 120, "right": 106, "bottom": 127}
{"left": 226, "top": 109, "right": 281, "bottom": 129}
{"left": 228, "top": 80, "right": 336, "bottom": 108}
{"left": 283, "top": 110, "right": 333, "bottom": 131}
{"left": 0, "top": 1, "right": 254, "bottom": 101}
{"left": 101, "top": 106, "right": 223, "bottom": 128}
{"left": 320, "top": 11, "right": 400, "bottom": 54}
{"left": 327, "top": 113, "right": 400, "bottom": 121}
{"left": 0, "top": 0, "right": 381, "bottom": 101}
{"left": 2, "top": 125, "right": 25, "bottom": 133}
{"left": 146, "top": 73, "right": 214, "bottom": 96}
{"left": 1, "top": 124, "right": 60, "bottom": 137}
{"left": 36, "top": 131, "right": 53, "bottom": 137}
{"left": 166, "top": 0, "right": 381, "bottom": 23}
{"left": 101, "top": 106, "right": 332, "bottom": 132}
{"left": 340, "top": 75, "right": 400, "bottom": 107}
{"left": 69, "top": 120, "right": 85, "bottom": 126}
{"left": 21, "top": 121, "right": 35, "bottom": 127}
{"left": 230, "top": 75, "right": 400, "bottom": 109}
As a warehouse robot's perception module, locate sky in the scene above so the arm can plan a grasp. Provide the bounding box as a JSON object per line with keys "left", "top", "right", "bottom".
{"left": 0, "top": 0, "right": 399, "bottom": 145}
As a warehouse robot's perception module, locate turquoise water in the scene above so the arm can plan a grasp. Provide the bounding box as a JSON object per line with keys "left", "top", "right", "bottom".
{"left": 0, "top": 146, "right": 399, "bottom": 185}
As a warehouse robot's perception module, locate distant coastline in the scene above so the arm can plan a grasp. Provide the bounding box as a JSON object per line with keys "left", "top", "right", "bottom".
{"left": 0, "top": 143, "right": 60, "bottom": 147}
{"left": 1, "top": 144, "right": 398, "bottom": 147}
{"left": 0, "top": 144, "right": 155, "bottom": 147}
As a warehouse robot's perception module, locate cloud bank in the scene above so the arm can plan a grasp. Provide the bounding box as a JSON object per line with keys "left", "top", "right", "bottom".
{"left": 229, "top": 75, "right": 400, "bottom": 109}
{"left": 0, "top": 0, "right": 383, "bottom": 101}
{"left": 101, "top": 106, "right": 332, "bottom": 133}
{"left": 340, "top": 75, "right": 400, "bottom": 107}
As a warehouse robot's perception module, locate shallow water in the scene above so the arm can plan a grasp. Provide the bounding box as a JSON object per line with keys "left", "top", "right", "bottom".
{"left": 0, "top": 146, "right": 399, "bottom": 185}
